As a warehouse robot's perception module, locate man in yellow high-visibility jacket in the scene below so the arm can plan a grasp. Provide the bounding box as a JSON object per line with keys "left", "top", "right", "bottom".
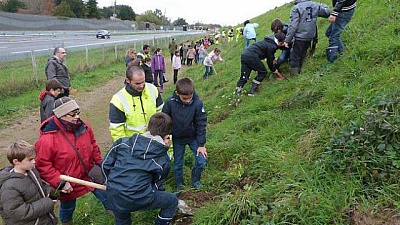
{"left": 109, "top": 65, "right": 164, "bottom": 142}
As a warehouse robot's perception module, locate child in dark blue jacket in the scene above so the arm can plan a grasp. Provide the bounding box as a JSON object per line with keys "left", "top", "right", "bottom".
{"left": 162, "top": 78, "right": 208, "bottom": 191}
{"left": 102, "top": 113, "right": 178, "bottom": 225}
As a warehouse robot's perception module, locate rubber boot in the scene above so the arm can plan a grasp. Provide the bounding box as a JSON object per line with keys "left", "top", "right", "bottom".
{"left": 248, "top": 82, "right": 259, "bottom": 96}
{"left": 155, "top": 215, "right": 172, "bottom": 225}
{"left": 326, "top": 46, "right": 339, "bottom": 63}
{"left": 62, "top": 221, "right": 73, "bottom": 225}
{"left": 192, "top": 167, "right": 204, "bottom": 189}
{"left": 289, "top": 67, "right": 300, "bottom": 77}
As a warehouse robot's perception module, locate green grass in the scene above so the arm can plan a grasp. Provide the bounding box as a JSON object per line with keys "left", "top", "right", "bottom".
{"left": 2, "top": 0, "right": 400, "bottom": 224}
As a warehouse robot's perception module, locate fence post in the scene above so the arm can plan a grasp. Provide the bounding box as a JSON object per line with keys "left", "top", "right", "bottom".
{"left": 85, "top": 45, "right": 89, "bottom": 68}
{"left": 115, "top": 45, "right": 118, "bottom": 60}
{"left": 31, "top": 50, "right": 39, "bottom": 86}
{"left": 102, "top": 44, "right": 105, "bottom": 62}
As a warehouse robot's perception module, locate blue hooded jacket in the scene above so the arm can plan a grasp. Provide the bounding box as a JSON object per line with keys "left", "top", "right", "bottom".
{"left": 162, "top": 91, "right": 207, "bottom": 147}
{"left": 101, "top": 133, "right": 170, "bottom": 212}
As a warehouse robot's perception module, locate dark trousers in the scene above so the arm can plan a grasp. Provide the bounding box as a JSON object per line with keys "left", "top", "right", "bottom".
{"left": 290, "top": 40, "right": 311, "bottom": 69}
{"left": 236, "top": 56, "right": 268, "bottom": 88}
{"left": 113, "top": 191, "right": 178, "bottom": 225}
{"left": 173, "top": 69, "right": 179, "bottom": 84}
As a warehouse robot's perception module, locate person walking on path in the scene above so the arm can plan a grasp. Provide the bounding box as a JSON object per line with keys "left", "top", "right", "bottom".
{"left": 325, "top": 0, "right": 356, "bottom": 63}
{"left": 284, "top": 0, "right": 330, "bottom": 77}
{"left": 168, "top": 38, "right": 178, "bottom": 62}
{"left": 234, "top": 33, "right": 285, "bottom": 96}
{"left": 172, "top": 50, "right": 181, "bottom": 84}
{"left": 102, "top": 112, "right": 178, "bottom": 225}
{"left": 243, "top": 20, "right": 259, "bottom": 49}
{"left": 162, "top": 78, "right": 208, "bottom": 191}
{"left": 45, "top": 47, "right": 70, "bottom": 98}
{"left": 151, "top": 48, "right": 167, "bottom": 93}
{"left": 109, "top": 65, "right": 163, "bottom": 142}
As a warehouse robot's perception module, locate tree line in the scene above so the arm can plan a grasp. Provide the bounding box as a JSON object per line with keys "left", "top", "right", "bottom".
{"left": 0, "top": 0, "right": 198, "bottom": 26}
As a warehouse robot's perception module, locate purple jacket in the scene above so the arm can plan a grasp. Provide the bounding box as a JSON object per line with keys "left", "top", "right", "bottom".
{"left": 151, "top": 54, "right": 166, "bottom": 74}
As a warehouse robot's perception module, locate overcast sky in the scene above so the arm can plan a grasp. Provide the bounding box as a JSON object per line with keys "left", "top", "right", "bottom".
{"left": 97, "top": 0, "right": 293, "bottom": 26}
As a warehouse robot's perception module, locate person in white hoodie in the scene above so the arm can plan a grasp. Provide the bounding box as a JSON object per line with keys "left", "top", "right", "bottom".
{"left": 172, "top": 50, "right": 182, "bottom": 84}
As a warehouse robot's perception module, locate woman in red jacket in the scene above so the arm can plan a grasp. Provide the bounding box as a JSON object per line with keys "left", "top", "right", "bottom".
{"left": 35, "top": 97, "right": 108, "bottom": 225}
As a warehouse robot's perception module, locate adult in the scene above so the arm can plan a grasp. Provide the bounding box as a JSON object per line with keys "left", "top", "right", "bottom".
{"left": 102, "top": 112, "right": 178, "bottom": 225}
{"left": 136, "top": 44, "right": 151, "bottom": 64}
{"left": 34, "top": 97, "right": 109, "bottom": 225}
{"left": 325, "top": 0, "right": 357, "bottom": 62}
{"left": 284, "top": 0, "right": 330, "bottom": 76}
{"left": 168, "top": 38, "right": 178, "bottom": 62}
{"left": 109, "top": 65, "right": 164, "bottom": 142}
{"left": 234, "top": 33, "right": 285, "bottom": 96}
{"left": 243, "top": 20, "right": 259, "bottom": 49}
{"left": 45, "top": 47, "right": 70, "bottom": 98}
{"left": 125, "top": 48, "right": 136, "bottom": 67}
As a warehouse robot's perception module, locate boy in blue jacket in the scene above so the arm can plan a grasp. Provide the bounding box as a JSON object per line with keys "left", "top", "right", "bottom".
{"left": 162, "top": 78, "right": 208, "bottom": 191}
{"left": 102, "top": 113, "right": 178, "bottom": 225}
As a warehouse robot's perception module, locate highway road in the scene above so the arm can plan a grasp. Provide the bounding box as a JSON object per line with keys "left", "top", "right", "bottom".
{"left": 0, "top": 30, "right": 202, "bottom": 62}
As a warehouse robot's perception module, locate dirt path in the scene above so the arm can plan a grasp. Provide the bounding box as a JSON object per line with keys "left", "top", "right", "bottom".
{"left": 0, "top": 66, "right": 177, "bottom": 160}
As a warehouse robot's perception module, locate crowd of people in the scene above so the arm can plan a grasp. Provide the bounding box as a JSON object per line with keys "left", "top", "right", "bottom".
{"left": 0, "top": 0, "right": 356, "bottom": 224}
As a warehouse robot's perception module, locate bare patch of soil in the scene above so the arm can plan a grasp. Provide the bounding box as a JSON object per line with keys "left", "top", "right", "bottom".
{"left": 345, "top": 205, "right": 400, "bottom": 225}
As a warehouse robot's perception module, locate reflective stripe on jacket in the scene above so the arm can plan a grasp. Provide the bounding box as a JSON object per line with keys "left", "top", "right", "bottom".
{"left": 109, "top": 83, "right": 161, "bottom": 141}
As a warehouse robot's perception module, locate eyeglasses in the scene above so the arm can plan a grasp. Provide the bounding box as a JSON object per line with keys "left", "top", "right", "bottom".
{"left": 58, "top": 51, "right": 67, "bottom": 54}
{"left": 66, "top": 110, "right": 80, "bottom": 117}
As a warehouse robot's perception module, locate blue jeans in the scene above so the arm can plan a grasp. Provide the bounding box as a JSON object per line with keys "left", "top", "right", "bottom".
{"left": 276, "top": 48, "right": 292, "bottom": 69}
{"left": 113, "top": 191, "right": 178, "bottom": 225}
{"left": 245, "top": 38, "right": 257, "bottom": 49}
{"left": 173, "top": 139, "right": 207, "bottom": 187}
{"left": 325, "top": 8, "right": 355, "bottom": 52}
{"left": 59, "top": 189, "right": 109, "bottom": 222}
{"left": 203, "top": 66, "right": 214, "bottom": 78}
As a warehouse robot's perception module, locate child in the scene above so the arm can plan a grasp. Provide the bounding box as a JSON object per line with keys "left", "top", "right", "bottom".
{"left": 39, "top": 78, "right": 63, "bottom": 123}
{"left": 102, "top": 112, "right": 178, "bottom": 225}
{"left": 162, "top": 78, "right": 208, "bottom": 191}
{"left": 284, "top": 0, "right": 330, "bottom": 76}
{"left": 0, "top": 140, "right": 57, "bottom": 225}
{"left": 141, "top": 57, "right": 153, "bottom": 84}
{"left": 172, "top": 50, "right": 181, "bottom": 84}
{"left": 203, "top": 48, "right": 224, "bottom": 79}
{"left": 151, "top": 48, "right": 166, "bottom": 92}
{"left": 197, "top": 44, "right": 207, "bottom": 65}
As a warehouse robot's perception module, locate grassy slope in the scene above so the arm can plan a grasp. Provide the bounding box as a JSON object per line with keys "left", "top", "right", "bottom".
{"left": 1, "top": 0, "right": 399, "bottom": 223}
{"left": 177, "top": 0, "right": 399, "bottom": 224}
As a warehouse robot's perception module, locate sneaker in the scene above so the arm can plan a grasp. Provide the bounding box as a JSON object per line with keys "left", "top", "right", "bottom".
{"left": 192, "top": 181, "right": 204, "bottom": 189}
{"left": 247, "top": 93, "right": 255, "bottom": 97}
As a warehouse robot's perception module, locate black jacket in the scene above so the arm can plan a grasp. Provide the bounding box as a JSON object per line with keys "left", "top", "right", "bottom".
{"left": 332, "top": 0, "right": 356, "bottom": 16}
{"left": 241, "top": 35, "right": 279, "bottom": 72}
{"left": 162, "top": 91, "right": 207, "bottom": 146}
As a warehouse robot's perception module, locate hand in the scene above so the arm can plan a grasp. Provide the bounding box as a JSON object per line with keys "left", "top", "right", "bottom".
{"left": 163, "top": 135, "right": 171, "bottom": 147}
{"left": 196, "top": 146, "right": 208, "bottom": 159}
{"left": 283, "top": 42, "right": 289, "bottom": 48}
{"left": 329, "top": 15, "right": 337, "bottom": 23}
{"left": 61, "top": 182, "right": 73, "bottom": 194}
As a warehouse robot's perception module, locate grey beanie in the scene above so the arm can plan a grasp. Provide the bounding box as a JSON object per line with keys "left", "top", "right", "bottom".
{"left": 53, "top": 97, "right": 79, "bottom": 118}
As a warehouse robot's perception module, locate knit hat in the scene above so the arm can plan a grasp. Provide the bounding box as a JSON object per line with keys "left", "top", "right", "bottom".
{"left": 53, "top": 96, "right": 79, "bottom": 118}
